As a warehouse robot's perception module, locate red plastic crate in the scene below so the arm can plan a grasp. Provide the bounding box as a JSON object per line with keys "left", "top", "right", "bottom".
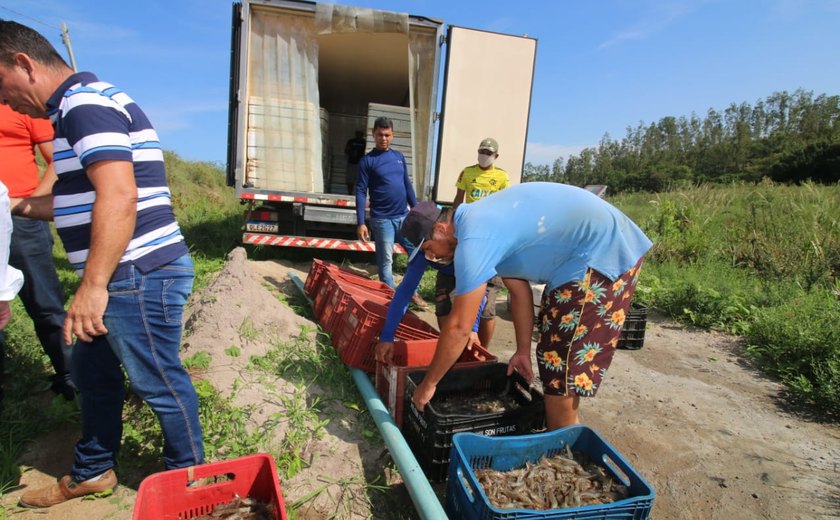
{"left": 319, "top": 280, "right": 390, "bottom": 335}
{"left": 132, "top": 453, "right": 286, "bottom": 520}
{"left": 334, "top": 275, "right": 395, "bottom": 300}
{"left": 314, "top": 276, "right": 391, "bottom": 326}
{"left": 312, "top": 267, "right": 389, "bottom": 318}
{"left": 304, "top": 260, "right": 372, "bottom": 299}
{"left": 333, "top": 271, "right": 395, "bottom": 298}
{"left": 376, "top": 341, "right": 498, "bottom": 428}
{"left": 303, "top": 259, "right": 329, "bottom": 298}
{"left": 311, "top": 276, "right": 337, "bottom": 320}
{"left": 333, "top": 296, "right": 439, "bottom": 372}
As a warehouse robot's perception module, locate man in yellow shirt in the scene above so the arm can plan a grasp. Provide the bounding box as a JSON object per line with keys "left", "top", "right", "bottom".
{"left": 453, "top": 137, "right": 510, "bottom": 206}
{"left": 436, "top": 138, "right": 510, "bottom": 348}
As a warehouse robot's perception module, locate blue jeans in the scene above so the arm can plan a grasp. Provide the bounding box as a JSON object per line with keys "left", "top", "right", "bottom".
{"left": 0, "top": 217, "right": 70, "bottom": 392}
{"left": 370, "top": 216, "right": 416, "bottom": 289}
{"left": 71, "top": 254, "right": 204, "bottom": 480}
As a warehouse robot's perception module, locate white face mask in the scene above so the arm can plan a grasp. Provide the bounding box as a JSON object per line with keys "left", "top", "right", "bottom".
{"left": 477, "top": 153, "right": 495, "bottom": 168}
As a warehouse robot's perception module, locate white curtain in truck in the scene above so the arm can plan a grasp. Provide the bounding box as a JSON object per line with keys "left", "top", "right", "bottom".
{"left": 315, "top": 4, "right": 433, "bottom": 198}
{"left": 247, "top": 10, "right": 323, "bottom": 192}
{"left": 408, "top": 30, "right": 435, "bottom": 199}
{"left": 315, "top": 4, "right": 408, "bottom": 35}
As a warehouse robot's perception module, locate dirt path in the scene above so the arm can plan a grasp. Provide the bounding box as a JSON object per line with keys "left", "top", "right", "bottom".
{"left": 2, "top": 253, "right": 838, "bottom": 519}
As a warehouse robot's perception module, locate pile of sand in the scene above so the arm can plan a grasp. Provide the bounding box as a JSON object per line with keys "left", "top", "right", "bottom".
{"left": 181, "top": 248, "right": 377, "bottom": 518}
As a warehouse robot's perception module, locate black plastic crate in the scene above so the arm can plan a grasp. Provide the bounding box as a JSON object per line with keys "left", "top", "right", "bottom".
{"left": 402, "top": 426, "right": 451, "bottom": 482}
{"left": 404, "top": 363, "right": 546, "bottom": 482}
{"left": 618, "top": 304, "right": 647, "bottom": 350}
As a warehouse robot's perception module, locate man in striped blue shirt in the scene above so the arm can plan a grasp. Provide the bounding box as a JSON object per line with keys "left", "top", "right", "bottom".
{"left": 0, "top": 21, "right": 203, "bottom": 507}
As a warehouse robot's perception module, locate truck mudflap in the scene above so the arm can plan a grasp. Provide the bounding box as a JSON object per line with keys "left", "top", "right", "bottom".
{"left": 243, "top": 233, "right": 407, "bottom": 254}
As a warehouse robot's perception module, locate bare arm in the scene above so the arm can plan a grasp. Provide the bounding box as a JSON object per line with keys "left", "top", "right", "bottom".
{"left": 412, "top": 282, "right": 486, "bottom": 411}
{"left": 9, "top": 137, "right": 56, "bottom": 217}
{"left": 503, "top": 277, "right": 536, "bottom": 381}
{"left": 452, "top": 189, "right": 465, "bottom": 213}
{"left": 10, "top": 194, "right": 54, "bottom": 220}
{"left": 64, "top": 160, "right": 137, "bottom": 344}
{"left": 0, "top": 301, "right": 11, "bottom": 330}
{"left": 31, "top": 140, "right": 57, "bottom": 197}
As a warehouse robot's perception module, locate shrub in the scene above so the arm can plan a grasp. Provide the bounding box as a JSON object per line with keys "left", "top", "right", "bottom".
{"left": 746, "top": 288, "right": 840, "bottom": 414}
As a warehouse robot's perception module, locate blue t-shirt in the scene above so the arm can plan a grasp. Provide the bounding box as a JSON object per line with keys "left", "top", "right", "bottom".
{"left": 453, "top": 182, "right": 653, "bottom": 295}
{"left": 355, "top": 148, "right": 418, "bottom": 224}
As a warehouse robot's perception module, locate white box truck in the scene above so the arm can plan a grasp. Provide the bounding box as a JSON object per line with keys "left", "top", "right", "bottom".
{"left": 226, "top": 0, "right": 537, "bottom": 251}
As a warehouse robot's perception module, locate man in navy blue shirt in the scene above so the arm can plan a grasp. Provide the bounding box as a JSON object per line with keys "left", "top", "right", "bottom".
{"left": 355, "top": 116, "right": 425, "bottom": 307}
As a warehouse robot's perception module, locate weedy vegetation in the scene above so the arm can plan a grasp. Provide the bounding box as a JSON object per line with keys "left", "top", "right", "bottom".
{"left": 615, "top": 180, "right": 839, "bottom": 416}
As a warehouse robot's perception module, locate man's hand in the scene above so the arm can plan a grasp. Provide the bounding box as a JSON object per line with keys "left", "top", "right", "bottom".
{"left": 464, "top": 332, "right": 483, "bottom": 357}
{"left": 374, "top": 340, "right": 395, "bottom": 364}
{"left": 64, "top": 283, "right": 109, "bottom": 344}
{"left": 357, "top": 224, "right": 370, "bottom": 242}
{"left": 0, "top": 301, "right": 11, "bottom": 330}
{"left": 506, "top": 351, "right": 534, "bottom": 383}
{"left": 411, "top": 379, "right": 437, "bottom": 413}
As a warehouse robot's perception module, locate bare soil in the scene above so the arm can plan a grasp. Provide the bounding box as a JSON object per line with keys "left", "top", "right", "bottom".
{"left": 2, "top": 249, "right": 838, "bottom": 519}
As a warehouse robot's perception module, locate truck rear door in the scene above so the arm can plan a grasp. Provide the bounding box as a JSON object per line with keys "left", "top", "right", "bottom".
{"left": 433, "top": 26, "right": 537, "bottom": 204}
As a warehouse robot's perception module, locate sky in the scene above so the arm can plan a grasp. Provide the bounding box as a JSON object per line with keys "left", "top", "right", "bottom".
{"left": 1, "top": 0, "right": 838, "bottom": 167}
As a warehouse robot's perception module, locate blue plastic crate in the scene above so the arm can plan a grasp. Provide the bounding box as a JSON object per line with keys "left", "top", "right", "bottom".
{"left": 446, "top": 426, "right": 655, "bottom": 520}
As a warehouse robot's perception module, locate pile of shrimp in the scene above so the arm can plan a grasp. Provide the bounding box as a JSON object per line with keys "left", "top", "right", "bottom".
{"left": 433, "top": 393, "right": 518, "bottom": 415}
{"left": 193, "top": 494, "right": 275, "bottom": 519}
{"left": 474, "top": 445, "right": 629, "bottom": 510}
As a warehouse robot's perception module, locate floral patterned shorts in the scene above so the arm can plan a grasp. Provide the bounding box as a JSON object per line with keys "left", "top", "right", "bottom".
{"left": 535, "top": 259, "right": 644, "bottom": 397}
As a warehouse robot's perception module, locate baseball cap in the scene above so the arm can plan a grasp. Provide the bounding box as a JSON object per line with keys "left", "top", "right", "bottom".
{"left": 401, "top": 201, "right": 442, "bottom": 262}
{"left": 478, "top": 137, "right": 498, "bottom": 153}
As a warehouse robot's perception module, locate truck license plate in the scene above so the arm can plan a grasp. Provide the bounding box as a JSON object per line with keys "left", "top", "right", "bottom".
{"left": 246, "top": 222, "right": 279, "bottom": 233}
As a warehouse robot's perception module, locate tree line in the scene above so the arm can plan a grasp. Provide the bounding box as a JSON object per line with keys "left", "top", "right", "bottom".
{"left": 523, "top": 89, "right": 840, "bottom": 193}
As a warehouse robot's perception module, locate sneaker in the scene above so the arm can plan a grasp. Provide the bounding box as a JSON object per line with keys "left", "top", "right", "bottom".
{"left": 410, "top": 293, "right": 428, "bottom": 309}
{"left": 19, "top": 469, "right": 118, "bottom": 508}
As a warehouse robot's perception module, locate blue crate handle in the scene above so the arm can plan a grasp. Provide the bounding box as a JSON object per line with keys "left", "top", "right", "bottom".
{"left": 454, "top": 464, "right": 477, "bottom": 505}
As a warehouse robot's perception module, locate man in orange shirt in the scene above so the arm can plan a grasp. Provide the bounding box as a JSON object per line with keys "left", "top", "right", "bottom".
{"left": 0, "top": 103, "right": 73, "bottom": 402}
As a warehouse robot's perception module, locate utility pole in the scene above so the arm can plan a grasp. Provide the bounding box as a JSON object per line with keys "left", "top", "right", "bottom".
{"left": 60, "top": 22, "right": 77, "bottom": 72}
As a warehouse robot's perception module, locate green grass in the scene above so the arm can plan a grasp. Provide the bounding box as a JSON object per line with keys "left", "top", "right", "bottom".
{"left": 612, "top": 181, "right": 840, "bottom": 415}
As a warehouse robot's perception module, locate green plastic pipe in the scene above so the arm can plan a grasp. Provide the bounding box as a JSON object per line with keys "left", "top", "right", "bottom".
{"left": 288, "top": 272, "right": 448, "bottom": 519}
{"left": 349, "top": 367, "right": 448, "bottom": 519}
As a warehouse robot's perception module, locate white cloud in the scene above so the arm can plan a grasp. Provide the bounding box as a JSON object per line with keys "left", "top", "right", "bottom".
{"left": 598, "top": 1, "right": 695, "bottom": 49}
{"left": 486, "top": 17, "right": 518, "bottom": 34}
{"left": 144, "top": 101, "right": 227, "bottom": 132}
{"left": 525, "top": 142, "right": 589, "bottom": 166}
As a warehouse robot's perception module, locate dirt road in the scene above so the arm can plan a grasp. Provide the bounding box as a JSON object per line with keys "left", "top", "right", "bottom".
{"left": 3, "top": 254, "right": 838, "bottom": 519}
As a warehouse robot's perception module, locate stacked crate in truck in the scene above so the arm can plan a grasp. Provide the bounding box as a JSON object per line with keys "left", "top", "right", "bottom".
{"left": 329, "top": 156, "right": 348, "bottom": 194}
{"left": 246, "top": 97, "right": 325, "bottom": 192}
{"left": 327, "top": 113, "right": 368, "bottom": 195}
